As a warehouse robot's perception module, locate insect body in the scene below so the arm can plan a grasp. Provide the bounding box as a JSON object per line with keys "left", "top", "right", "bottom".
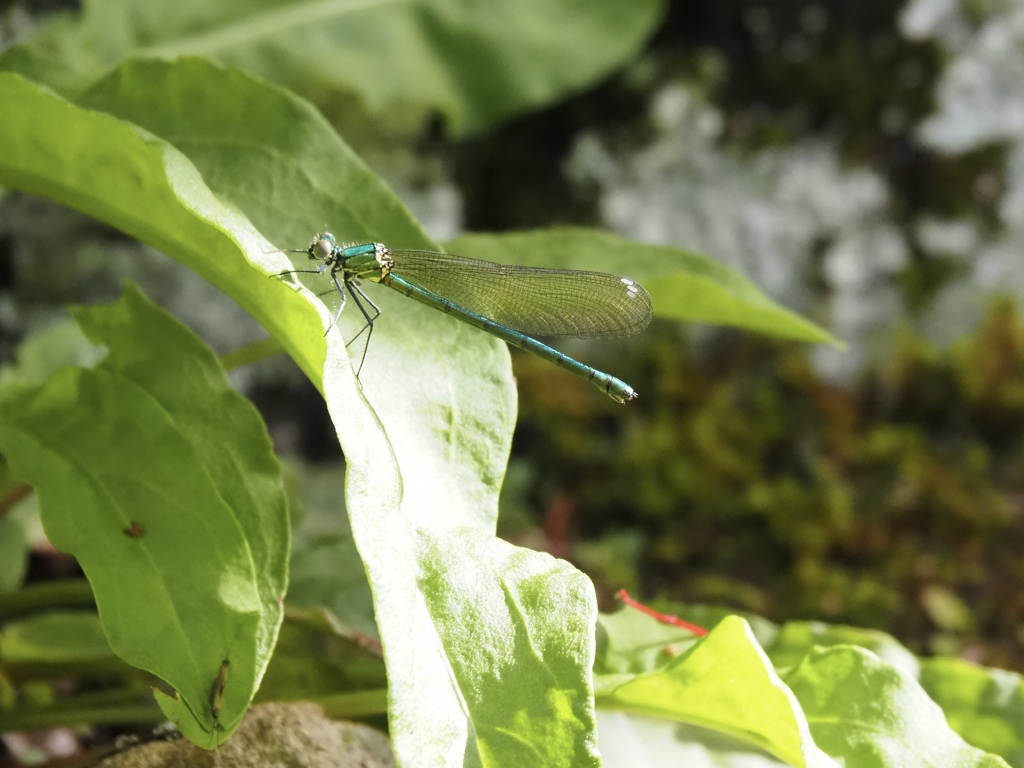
{"left": 277, "top": 232, "right": 652, "bottom": 402}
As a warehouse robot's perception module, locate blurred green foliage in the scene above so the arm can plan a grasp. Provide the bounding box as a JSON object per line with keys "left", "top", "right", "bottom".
{"left": 505, "top": 298, "right": 1024, "bottom": 671}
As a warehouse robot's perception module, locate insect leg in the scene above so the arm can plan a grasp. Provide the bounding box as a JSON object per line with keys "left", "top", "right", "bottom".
{"left": 346, "top": 279, "right": 381, "bottom": 378}
{"left": 323, "top": 265, "right": 348, "bottom": 336}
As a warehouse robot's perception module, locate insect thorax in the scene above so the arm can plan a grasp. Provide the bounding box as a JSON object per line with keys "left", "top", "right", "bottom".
{"left": 375, "top": 243, "right": 394, "bottom": 277}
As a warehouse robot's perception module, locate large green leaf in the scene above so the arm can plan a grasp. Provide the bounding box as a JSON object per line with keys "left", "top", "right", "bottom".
{"left": 0, "top": 285, "right": 289, "bottom": 746}
{"left": 446, "top": 229, "right": 837, "bottom": 345}
{"left": 0, "top": 0, "right": 665, "bottom": 135}
{"left": 786, "top": 646, "right": 1009, "bottom": 767}
{"left": 764, "top": 621, "right": 920, "bottom": 675}
{"left": 763, "top": 620, "right": 1024, "bottom": 763}
{"left": 919, "top": 658, "right": 1024, "bottom": 765}
{"left": 594, "top": 615, "right": 832, "bottom": 767}
{"left": 416, "top": 528, "right": 600, "bottom": 766}
{"left": 594, "top": 607, "right": 1015, "bottom": 767}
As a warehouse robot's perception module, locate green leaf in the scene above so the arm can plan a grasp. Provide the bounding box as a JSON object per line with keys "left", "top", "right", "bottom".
{"left": 416, "top": 528, "right": 600, "bottom": 767}
{"left": 597, "top": 602, "right": 1023, "bottom": 766}
{"left": 0, "top": 285, "right": 289, "bottom": 747}
{"left": 594, "top": 605, "right": 702, "bottom": 677}
{"left": 785, "top": 646, "right": 1009, "bottom": 767}
{"left": 445, "top": 229, "right": 838, "bottom": 345}
{"left": 0, "top": 321, "right": 104, "bottom": 595}
{"left": 594, "top": 615, "right": 831, "bottom": 767}
{"left": 0, "top": 0, "right": 665, "bottom": 135}
{"left": 764, "top": 621, "right": 920, "bottom": 675}
{"left": 0, "top": 69, "right": 321, "bottom": 382}
{"left": 0, "top": 611, "right": 113, "bottom": 664}
{"left": 0, "top": 321, "right": 103, "bottom": 390}
{"left": 918, "top": 657, "right": 1024, "bottom": 764}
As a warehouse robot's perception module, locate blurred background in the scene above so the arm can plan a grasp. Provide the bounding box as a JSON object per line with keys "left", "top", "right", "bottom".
{"left": 2, "top": 0, "right": 1024, "bottom": 677}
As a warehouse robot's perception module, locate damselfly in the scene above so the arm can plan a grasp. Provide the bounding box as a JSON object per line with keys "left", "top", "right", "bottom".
{"left": 276, "top": 232, "right": 652, "bottom": 402}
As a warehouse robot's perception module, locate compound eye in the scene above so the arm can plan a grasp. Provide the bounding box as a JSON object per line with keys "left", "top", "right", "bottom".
{"left": 310, "top": 233, "right": 335, "bottom": 261}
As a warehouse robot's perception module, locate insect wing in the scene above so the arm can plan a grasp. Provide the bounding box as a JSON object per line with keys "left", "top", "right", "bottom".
{"left": 387, "top": 250, "right": 652, "bottom": 339}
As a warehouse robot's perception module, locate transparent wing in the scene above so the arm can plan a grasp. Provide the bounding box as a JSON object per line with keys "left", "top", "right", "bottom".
{"left": 387, "top": 250, "right": 652, "bottom": 338}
